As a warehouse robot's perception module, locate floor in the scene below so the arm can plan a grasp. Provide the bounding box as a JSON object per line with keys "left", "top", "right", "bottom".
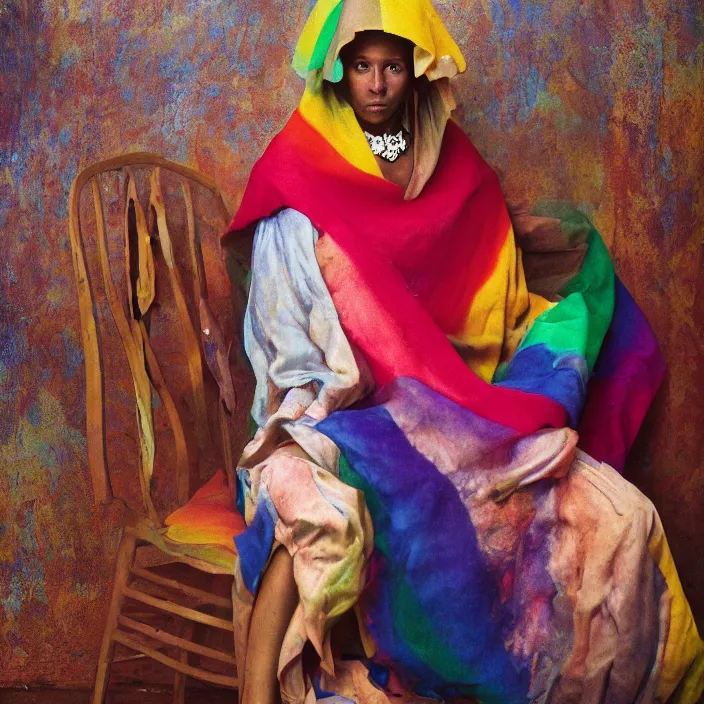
{"left": 0, "top": 687, "right": 236, "bottom": 703}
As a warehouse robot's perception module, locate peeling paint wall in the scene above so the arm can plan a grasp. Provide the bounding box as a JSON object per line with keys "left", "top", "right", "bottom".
{"left": 1, "top": 0, "right": 702, "bottom": 687}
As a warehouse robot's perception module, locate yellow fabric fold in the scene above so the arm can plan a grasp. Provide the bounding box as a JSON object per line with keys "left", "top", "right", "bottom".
{"left": 452, "top": 225, "right": 554, "bottom": 382}
{"left": 294, "top": 0, "right": 466, "bottom": 82}
{"left": 650, "top": 524, "right": 704, "bottom": 702}
{"left": 300, "top": 84, "right": 383, "bottom": 178}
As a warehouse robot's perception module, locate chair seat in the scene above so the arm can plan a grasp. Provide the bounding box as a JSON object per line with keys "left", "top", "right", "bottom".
{"left": 165, "top": 468, "right": 246, "bottom": 549}
{"left": 130, "top": 470, "right": 246, "bottom": 573}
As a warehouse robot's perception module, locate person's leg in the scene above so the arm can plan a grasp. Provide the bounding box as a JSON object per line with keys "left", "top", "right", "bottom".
{"left": 241, "top": 547, "right": 298, "bottom": 704}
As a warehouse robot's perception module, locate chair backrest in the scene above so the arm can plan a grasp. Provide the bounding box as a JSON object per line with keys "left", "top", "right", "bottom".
{"left": 68, "top": 153, "right": 247, "bottom": 525}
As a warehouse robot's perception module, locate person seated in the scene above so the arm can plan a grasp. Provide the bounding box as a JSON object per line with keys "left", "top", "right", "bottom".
{"left": 221, "top": 1, "right": 704, "bottom": 702}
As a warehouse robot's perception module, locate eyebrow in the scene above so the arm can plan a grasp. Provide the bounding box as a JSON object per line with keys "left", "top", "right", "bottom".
{"left": 352, "top": 53, "right": 407, "bottom": 62}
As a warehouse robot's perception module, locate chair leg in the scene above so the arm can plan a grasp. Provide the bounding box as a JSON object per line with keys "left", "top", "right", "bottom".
{"left": 92, "top": 528, "right": 138, "bottom": 704}
{"left": 173, "top": 663, "right": 187, "bottom": 703}
{"left": 173, "top": 619, "right": 194, "bottom": 704}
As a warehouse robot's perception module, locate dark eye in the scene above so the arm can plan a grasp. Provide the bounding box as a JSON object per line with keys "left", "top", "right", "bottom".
{"left": 388, "top": 63, "right": 403, "bottom": 74}
{"left": 355, "top": 61, "right": 369, "bottom": 71}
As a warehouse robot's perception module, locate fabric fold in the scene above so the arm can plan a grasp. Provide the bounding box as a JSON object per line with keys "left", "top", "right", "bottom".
{"left": 221, "top": 1, "right": 701, "bottom": 701}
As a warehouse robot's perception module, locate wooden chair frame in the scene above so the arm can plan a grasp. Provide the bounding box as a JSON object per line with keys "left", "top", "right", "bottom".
{"left": 68, "top": 153, "right": 242, "bottom": 703}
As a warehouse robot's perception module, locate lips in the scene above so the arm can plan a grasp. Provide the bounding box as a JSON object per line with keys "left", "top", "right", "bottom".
{"left": 366, "top": 104, "right": 388, "bottom": 112}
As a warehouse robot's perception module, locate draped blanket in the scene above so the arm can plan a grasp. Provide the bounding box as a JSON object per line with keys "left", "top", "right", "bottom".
{"left": 218, "top": 2, "right": 703, "bottom": 695}
{"left": 230, "top": 109, "right": 663, "bottom": 468}
{"left": 220, "top": 110, "right": 703, "bottom": 703}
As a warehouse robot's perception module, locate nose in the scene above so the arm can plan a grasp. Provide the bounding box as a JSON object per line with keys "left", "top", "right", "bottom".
{"left": 369, "top": 66, "right": 387, "bottom": 96}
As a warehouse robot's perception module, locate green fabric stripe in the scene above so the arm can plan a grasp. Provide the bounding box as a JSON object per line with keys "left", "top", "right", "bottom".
{"left": 517, "top": 208, "right": 615, "bottom": 372}
{"left": 392, "top": 581, "right": 511, "bottom": 703}
{"left": 339, "top": 454, "right": 390, "bottom": 557}
{"left": 338, "top": 456, "right": 506, "bottom": 702}
{"left": 308, "top": 1, "right": 344, "bottom": 73}
{"left": 558, "top": 228, "right": 614, "bottom": 370}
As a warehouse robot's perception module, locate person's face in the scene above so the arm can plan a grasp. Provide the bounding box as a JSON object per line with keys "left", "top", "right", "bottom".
{"left": 341, "top": 31, "right": 413, "bottom": 132}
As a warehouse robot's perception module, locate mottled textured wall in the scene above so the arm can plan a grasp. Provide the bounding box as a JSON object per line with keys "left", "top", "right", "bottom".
{"left": 1, "top": 0, "right": 702, "bottom": 687}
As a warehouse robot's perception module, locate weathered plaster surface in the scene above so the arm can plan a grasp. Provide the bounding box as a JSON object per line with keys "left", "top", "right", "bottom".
{"left": 0, "top": 0, "right": 702, "bottom": 686}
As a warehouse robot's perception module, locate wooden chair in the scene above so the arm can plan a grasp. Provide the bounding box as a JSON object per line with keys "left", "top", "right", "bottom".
{"left": 68, "top": 153, "right": 250, "bottom": 703}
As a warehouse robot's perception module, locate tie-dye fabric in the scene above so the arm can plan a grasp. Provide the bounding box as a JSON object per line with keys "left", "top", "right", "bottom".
{"left": 219, "top": 1, "right": 702, "bottom": 701}
{"left": 320, "top": 382, "right": 703, "bottom": 702}
{"left": 229, "top": 110, "right": 665, "bottom": 467}
{"left": 226, "top": 208, "right": 702, "bottom": 702}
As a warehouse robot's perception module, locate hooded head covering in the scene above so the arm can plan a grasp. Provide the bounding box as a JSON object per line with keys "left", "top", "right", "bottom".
{"left": 293, "top": 0, "right": 466, "bottom": 82}
{"left": 291, "top": 0, "right": 467, "bottom": 199}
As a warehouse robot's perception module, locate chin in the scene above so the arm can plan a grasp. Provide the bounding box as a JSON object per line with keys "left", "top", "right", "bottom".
{"left": 362, "top": 112, "right": 391, "bottom": 126}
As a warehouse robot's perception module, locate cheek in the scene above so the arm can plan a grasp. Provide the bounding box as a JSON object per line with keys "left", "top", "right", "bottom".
{"left": 389, "top": 75, "right": 411, "bottom": 102}
{"left": 346, "top": 73, "right": 368, "bottom": 104}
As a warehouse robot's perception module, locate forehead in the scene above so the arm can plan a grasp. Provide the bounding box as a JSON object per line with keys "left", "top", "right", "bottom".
{"left": 346, "top": 31, "right": 412, "bottom": 60}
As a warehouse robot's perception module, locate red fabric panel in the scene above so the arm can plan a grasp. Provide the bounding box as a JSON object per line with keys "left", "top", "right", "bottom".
{"left": 226, "top": 110, "right": 566, "bottom": 434}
